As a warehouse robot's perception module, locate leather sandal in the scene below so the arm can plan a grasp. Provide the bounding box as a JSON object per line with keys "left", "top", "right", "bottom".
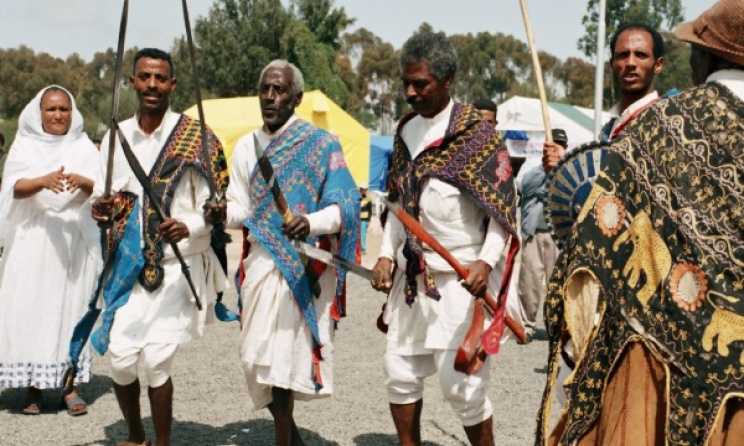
{"left": 22, "top": 395, "right": 42, "bottom": 415}
{"left": 62, "top": 395, "right": 88, "bottom": 416}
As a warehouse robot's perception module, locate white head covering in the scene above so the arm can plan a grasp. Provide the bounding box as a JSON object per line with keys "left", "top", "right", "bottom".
{"left": 0, "top": 85, "right": 100, "bottom": 254}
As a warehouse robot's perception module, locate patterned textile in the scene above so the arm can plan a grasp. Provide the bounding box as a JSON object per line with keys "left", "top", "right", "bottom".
{"left": 537, "top": 82, "right": 744, "bottom": 446}
{"left": 140, "top": 115, "right": 228, "bottom": 291}
{"left": 387, "top": 103, "right": 518, "bottom": 304}
{"left": 242, "top": 119, "right": 360, "bottom": 387}
{"left": 68, "top": 193, "right": 143, "bottom": 368}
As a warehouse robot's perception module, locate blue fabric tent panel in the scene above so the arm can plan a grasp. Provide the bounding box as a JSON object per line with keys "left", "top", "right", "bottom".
{"left": 370, "top": 135, "right": 394, "bottom": 191}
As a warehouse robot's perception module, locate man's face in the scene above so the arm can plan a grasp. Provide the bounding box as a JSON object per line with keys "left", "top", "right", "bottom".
{"left": 130, "top": 57, "right": 176, "bottom": 115}
{"left": 259, "top": 67, "right": 302, "bottom": 133}
{"left": 611, "top": 29, "right": 663, "bottom": 98}
{"left": 478, "top": 109, "right": 497, "bottom": 125}
{"left": 402, "top": 62, "right": 450, "bottom": 118}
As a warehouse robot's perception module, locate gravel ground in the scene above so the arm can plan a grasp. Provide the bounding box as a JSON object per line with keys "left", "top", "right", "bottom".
{"left": 0, "top": 223, "right": 554, "bottom": 446}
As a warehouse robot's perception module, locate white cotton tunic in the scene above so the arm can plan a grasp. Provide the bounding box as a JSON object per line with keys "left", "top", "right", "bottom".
{"left": 226, "top": 116, "right": 342, "bottom": 409}
{"left": 379, "top": 100, "right": 510, "bottom": 355}
{"left": 95, "top": 109, "right": 227, "bottom": 349}
{"left": 0, "top": 86, "right": 101, "bottom": 389}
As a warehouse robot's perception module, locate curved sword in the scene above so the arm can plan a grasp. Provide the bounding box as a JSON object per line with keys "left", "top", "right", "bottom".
{"left": 181, "top": 0, "right": 219, "bottom": 202}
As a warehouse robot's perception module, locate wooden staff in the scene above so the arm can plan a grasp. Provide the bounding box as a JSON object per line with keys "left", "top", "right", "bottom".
{"left": 518, "top": 0, "right": 553, "bottom": 141}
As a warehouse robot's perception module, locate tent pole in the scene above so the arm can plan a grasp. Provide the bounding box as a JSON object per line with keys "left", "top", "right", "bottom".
{"left": 593, "top": 0, "right": 607, "bottom": 136}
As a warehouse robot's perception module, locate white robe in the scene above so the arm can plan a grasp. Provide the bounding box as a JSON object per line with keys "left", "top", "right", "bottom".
{"left": 0, "top": 86, "right": 101, "bottom": 389}
{"left": 95, "top": 109, "right": 227, "bottom": 349}
{"left": 226, "top": 116, "right": 342, "bottom": 409}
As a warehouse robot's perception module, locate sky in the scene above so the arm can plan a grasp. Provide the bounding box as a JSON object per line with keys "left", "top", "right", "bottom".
{"left": 0, "top": 0, "right": 713, "bottom": 63}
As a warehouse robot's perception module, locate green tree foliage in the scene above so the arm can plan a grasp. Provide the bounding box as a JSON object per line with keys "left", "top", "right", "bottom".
{"left": 0, "top": 0, "right": 699, "bottom": 138}
{"left": 579, "top": 0, "right": 684, "bottom": 59}
{"left": 337, "top": 28, "right": 400, "bottom": 129}
{"left": 195, "top": 0, "right": 290, "bottom": 98}
{"left": 579, "top": 0, "right": 690, "bottom": 107}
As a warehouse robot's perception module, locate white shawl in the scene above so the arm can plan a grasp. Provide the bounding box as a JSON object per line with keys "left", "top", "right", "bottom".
{"left": 0, "top": 85, "right": 100, "bottom": 256}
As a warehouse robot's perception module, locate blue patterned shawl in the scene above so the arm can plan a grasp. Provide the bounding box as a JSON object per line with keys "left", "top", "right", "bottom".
{"left": 242, "top": 119, "right": 360, "bottom": 387}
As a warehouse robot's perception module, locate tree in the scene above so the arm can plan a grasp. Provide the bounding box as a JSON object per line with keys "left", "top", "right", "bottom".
{"left": 196, "top": 0, "right": 290, "bottom": 98}
{"left": 337, "top": 28, "right": 399, "bottom": 129}
{"left": 579, "top": 0, "right": 684, "bottom": 59}
{"left": 554, "top": 57, "right": 597, "bottom": 107}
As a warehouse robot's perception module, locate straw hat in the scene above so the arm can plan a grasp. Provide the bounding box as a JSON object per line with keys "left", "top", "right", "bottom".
{"left": 674, "top": 0, "right": 744, "bottom": 66}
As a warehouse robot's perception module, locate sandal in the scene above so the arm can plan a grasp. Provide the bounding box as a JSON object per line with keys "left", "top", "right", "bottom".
{"left": 117, "top": 440, "right": 152, "bottom": 446}
{"left": 23, "top": 395, "right": 42, "bottom": 415}
{"left": 62, "top": 395, "right": 88, "bottom": 416}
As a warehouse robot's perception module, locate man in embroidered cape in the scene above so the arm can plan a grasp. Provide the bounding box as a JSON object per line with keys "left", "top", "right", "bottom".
{"left": 91, "top": 48, "right": 228, "bottom": 446}
{"left": 371, "top": 32, "right": 518, "bottom": 446}
{"left": 536, "top": 1, "right": 744, "bottom": 445}
{"left": 223, "top": 59, "right": 359, "bottom": 446}
{"left": 542, "top": 23, "right": 666, "bottom": 173}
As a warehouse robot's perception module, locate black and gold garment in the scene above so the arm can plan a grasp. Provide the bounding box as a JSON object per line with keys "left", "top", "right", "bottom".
{"left": 537, "top": 82, "right": 744, "bottom": 445}
{"left": 140, "top": 114, "right": 228, "bottom": 291}
{"left": 387, "top": 103, "right": 518, "bottom": 304}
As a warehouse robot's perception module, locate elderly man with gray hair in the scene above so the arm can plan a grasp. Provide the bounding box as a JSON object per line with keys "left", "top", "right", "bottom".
{"left": 371, "top": 32, "right": 518, "bottom": 446}
{"left": 222, "top": 59, "right": 360, "bottom": 446}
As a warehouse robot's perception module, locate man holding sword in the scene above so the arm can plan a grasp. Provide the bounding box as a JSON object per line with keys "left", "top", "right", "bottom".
{"left": 220, "top": 59, "right": 360, "bottom": 446}
{"left": 371, "top": 32, "right": 518, "bottom": 446}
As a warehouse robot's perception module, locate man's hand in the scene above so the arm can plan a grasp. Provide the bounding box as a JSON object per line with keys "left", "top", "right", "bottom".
{"left": 542, "top": 141, "right": 566, "bottom": 174}
{"left": 282, "top": 216, "right": 310, "bottom": 240}
{"left": 159, "top": 218, "right": 190, "bottom": 244}
{"left": 91, "top": 196, "right": 118, "bottom": 226}
{"left": 461, "top": 260, "right": 492, "bottom": 298}
{"left": 203, "top": 199, "right": 226, "bottom": 225}
{"left": 371, "top": 257, "right": 394, "bottom": 293}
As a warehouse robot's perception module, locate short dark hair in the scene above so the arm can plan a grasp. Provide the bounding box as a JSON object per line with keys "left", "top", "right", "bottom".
{"left": 0, "top": 132, "right": 5, "bottom": 147}
{"left": 473, "top": 98, "right": 497, "bottom": 113}
{"left": 133, "top": 48, "right": 174, "bottom": 77}
{"left": 400, "top": 31, "right": 457, "bottom": 81}
{"left": 610, "top": 23, "right": 665, "bottom": 60}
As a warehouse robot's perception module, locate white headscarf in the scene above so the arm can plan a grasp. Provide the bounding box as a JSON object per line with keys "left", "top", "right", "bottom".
{"left": 0, "top": 85, "right": 100, "bottom": 253}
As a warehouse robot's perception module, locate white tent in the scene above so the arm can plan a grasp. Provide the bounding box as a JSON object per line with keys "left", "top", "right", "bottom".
{"left": 496, "top": 96, "right": 611, "bottom": 158}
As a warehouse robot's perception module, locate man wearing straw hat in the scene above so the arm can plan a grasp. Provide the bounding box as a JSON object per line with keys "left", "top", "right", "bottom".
{"left": 536, "top": 1, "right": 744, "bottom": 445}
{"left": 371, "top": 31, "right": 518, "bottom": 446}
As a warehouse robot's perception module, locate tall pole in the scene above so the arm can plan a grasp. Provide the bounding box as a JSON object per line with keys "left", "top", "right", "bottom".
{"left": 593, "top": 0, "right": 607, "bottom": 136}
{"left": 518, "top": 0, "right": 552, "bottom": 142}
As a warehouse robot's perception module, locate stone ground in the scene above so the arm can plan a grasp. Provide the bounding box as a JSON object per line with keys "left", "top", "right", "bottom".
{"left": 0, "top": 221, "right": 556, "bottom": 446}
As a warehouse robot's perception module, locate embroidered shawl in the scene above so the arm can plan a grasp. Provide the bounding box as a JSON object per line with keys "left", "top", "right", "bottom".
{"left": 140, "top": 114, "right": 229, "bottom": 291}
{"left": 386, "top": 103, "right": 518, "bottom": 304}
{"left": 537, "top": 82, "right": 744, "bottom": 446}
{"left": 242, "top": 119, "right": 360, "bottom": 384}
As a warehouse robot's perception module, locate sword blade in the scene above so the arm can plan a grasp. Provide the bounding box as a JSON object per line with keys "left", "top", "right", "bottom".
{"left": 291, "top": 240, "right": 373, "bottom": 281}
{"left": 253, "top": 134, "right": 294, "bottom": 224}
{"left": 181, "top": 0, "right": 219, "bottom": 201}
{"left": 104, "top": 0, "right": 129, "bottom": 198}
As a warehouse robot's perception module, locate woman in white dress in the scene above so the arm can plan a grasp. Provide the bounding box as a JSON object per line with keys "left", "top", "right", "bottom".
{"left": 0, "top": 85, "right": 101, "bottom": 415}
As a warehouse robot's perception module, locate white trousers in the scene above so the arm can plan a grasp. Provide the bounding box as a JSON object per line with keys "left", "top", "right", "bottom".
{"left": 384, "top": 349, "right": 493, "bottom": 427}
{"left": 109, "top": 342, "right": 178, "bottom": 388}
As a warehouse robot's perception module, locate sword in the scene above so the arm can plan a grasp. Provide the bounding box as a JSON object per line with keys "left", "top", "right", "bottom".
{"left": 386, "top": 201, "right": 525, "bottom": 342}
{"left": 292, "top": 240, "right": 372, "bottom": 280}
{"left": 102, "top": 0, "right": 129, "bottom": 208}
{"left": 253, "top": 134, "right": 293, "bottom": 224}
{"left": 99, "top": 0, "right": 129, "bottom": 260}
{"left": 253, "top": 134, "right": 321, "bottom": 297}
{"left": 112, "top": 119, "right": 202, "bottom": 310}
{"left": 181, "top": 0, "right": 219, "bottom": 202}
